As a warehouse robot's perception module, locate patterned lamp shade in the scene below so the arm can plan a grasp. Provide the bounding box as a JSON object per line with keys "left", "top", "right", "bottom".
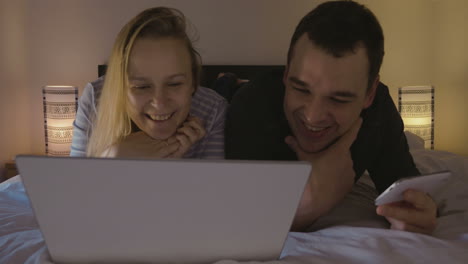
{"left": 398, "top": 86, "right": 435, "bottom": 149}
{"left": 42, "top": 86, "right": 78, "bottom": 156}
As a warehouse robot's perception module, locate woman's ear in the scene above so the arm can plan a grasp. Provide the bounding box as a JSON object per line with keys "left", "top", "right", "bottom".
{"left": 364, "top": 75, "right": 379, "bottom": 109}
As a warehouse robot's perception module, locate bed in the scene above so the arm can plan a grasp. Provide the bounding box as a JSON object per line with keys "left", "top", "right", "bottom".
{"left": 1, "top": 66, "right": 467, "bottom": 263}
{"left": 1, "top": 134, "right": 467, "bottom": 264}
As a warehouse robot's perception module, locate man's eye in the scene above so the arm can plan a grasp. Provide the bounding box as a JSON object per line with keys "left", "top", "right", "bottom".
{"left": 331, "top": 98, "right": 350, "bottom": 104}
{"left": 292, "top": 86, "right": 309, "bottom": 94}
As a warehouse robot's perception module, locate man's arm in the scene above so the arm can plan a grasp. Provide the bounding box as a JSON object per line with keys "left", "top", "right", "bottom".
{"left": 366, "top": 83, "right": 420, "bottom": 192}
{"left": 287, "top": 118, "right": 362, "bottom": 231}
{"left": 366, "top": 83, "right": 437, "bottom": 234}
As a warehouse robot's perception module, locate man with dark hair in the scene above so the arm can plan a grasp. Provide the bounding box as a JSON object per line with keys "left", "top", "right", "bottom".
{"left": 226, "top": 1, "right": 437, "bottom": 233}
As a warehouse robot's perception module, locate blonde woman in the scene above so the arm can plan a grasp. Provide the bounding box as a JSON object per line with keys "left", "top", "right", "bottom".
{"left": 71, "top": 7, "right": 227, "bottom": 159}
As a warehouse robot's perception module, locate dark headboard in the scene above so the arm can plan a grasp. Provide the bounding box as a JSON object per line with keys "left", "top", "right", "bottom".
{"left": 98, "top": 64, "right": 285, "bottom": 88}
{"left": 98, "top": 64, "right": 107, "bottom": 78}
{"left": 199, "top": 65, "right": 284, "bottom": 87}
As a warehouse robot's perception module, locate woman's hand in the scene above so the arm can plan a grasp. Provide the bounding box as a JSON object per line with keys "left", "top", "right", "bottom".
{"left": 104, "top": 115, "right": 205, "bottom": 159}
{"left": 167, "top": 115, "right": 206, "bottom": 158}
{"left": 111, "top": 131, "right": 180, "bottom": 159}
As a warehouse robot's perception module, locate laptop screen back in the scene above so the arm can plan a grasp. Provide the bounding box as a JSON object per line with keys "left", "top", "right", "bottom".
{"left": 17, "top": 156, "right": 310, "bottom": 264}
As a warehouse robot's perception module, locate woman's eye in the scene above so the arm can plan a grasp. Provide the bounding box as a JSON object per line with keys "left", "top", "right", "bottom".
{"left": 132, "top": 85, "right": 150, "bottom": 90}
{"left": 168, "top": 82, "right": 183, "bottom": 87}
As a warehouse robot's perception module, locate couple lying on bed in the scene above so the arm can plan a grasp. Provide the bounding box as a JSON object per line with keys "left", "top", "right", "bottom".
{"left": 70, "top": 2, "right": 438, "bottom": 236}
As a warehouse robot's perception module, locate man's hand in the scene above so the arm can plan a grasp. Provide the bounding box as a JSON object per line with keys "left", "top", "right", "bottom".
{"left": 286, "top": 118, "right": 362, "bottom": 231}
{"left": 376, "top": 189, "right": 437, "bottom": 235}
{"left": 167, "top": 115, "right": 206, "bottom": 158}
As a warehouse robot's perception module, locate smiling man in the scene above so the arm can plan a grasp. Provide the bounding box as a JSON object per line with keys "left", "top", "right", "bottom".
{"left": 226, "top": 0, "right": 438, "bottom": 234}
{"left": 283, "top": 36, "right": 375, "bottom": 154}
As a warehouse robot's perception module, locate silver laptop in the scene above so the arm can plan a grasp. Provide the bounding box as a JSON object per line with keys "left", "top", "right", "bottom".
{"left": 17, "top": 155, "right": 310, "bottom": 264}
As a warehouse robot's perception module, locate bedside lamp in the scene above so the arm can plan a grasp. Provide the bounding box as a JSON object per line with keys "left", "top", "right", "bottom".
{"left": 42, "top": 86, "right": 78, "bottom": 156}
{"left": 398, "top": 86, "right": 434, "bottom": 150}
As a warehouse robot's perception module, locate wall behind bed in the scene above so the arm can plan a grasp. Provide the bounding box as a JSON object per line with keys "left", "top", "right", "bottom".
{"left": 0, "top": 0, "right": 467, "bottom": 172}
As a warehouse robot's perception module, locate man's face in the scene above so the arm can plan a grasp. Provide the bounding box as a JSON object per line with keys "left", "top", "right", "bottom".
{"left": 283, "top": 35, "right": 377, "bottom": 153}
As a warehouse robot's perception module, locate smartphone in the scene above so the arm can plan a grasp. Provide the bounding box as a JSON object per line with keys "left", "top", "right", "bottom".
{"left": 374, "top": 171, "right": 451, "bottom": 206}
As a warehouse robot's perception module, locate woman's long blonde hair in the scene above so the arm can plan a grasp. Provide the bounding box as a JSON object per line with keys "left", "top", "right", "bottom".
{"left": 87, "top": 7, "right": 201, "bottom": 157}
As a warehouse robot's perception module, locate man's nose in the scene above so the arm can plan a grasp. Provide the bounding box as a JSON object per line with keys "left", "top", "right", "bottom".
{"left": 302, "top": 98, "right": 329, "bottom": 123}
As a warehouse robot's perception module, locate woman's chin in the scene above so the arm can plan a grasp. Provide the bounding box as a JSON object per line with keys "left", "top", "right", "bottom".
{"left": 144, "top": 129, "right": 176, "bottom": 141}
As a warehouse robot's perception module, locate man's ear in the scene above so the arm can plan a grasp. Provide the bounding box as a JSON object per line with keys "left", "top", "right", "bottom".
{"left": 364, "top": 75, "right": 379, "bottom": 109}
{"left": 283, "top": 66, "right": 289, "bottom": 87}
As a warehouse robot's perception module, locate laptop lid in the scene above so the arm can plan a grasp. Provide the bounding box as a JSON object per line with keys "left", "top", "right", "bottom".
{"left": 17, "top": 155, "right": 310, "bottom": 264}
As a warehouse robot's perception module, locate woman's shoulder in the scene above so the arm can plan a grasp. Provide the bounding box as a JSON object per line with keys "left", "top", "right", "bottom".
{"left": 78, "top": 76, "right": 105, "bottom": 108}
{"left": 190, "top": 86, "right": 227, "bottom": 129}
{"left": 193, "top": 86, "right": 226, "bottom": 103}
{"left": 89, "top": 76, "right": 105, "bottom": 99}
{"left": 191, "top": 86, "right": 227, "bottom": 112}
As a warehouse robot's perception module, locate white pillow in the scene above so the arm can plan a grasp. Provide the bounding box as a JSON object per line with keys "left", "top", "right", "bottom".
{"left": 405, "top": 131, "right": 425, "bottom": 150}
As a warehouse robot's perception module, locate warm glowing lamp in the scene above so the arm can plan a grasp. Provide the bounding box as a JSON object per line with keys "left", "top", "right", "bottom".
{"left": 42, "top": 85, "right": 78, "bottom": 156}
{"left": 398, "top": 86, "right": 434, "bottom": 149}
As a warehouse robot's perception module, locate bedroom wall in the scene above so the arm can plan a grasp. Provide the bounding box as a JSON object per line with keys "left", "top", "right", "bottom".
{"left": 0, "top": 0, "right": 467, "bottom": 172}
{"left": 368, "top": 0, "right": 468, "bottom": 156}
{"left": 14, "top": 0, "right": 323, "bottom": 160}
{"left": 0, "top": 0, "right": 30, "bottom": 176}
{"left": 431, "top": 0, "right": 468, "bottom": 157}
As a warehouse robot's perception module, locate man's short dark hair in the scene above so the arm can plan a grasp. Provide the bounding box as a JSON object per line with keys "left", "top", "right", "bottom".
{"left": 287, "top": 0, "right": 384, "bottom": 89}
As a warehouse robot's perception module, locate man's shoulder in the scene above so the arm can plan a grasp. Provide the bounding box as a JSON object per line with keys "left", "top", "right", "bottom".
{"left": 250, "top": 68, "right": 285, "bottom": 91}
{"left": 374, "top": 82, "right": 391, "bottom": 103}
{"left": 365, "top": 81, "right": 388, "bottom": 106}
{"left": 361, "top": 82, "right": 395, "bottom": 125}
{"left": 230, "top": 68, "right": 285, "bottom": 108}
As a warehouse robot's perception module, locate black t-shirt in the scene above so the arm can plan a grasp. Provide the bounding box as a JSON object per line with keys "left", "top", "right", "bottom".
{"left": 225, "top": 69, "right": 420, "bottom": 193}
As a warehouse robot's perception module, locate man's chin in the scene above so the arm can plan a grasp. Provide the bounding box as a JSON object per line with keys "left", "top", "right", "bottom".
{"left": 297, "top": 137, "right": 339, "bottom": 154}
{"left": 298, "top": 144, "right": 328, "bottom": 154}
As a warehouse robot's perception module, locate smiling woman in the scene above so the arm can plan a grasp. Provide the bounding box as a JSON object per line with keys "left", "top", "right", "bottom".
{"left": 70, "top": 7, "right": 227, "bottom": 159}
{"left": 126, "top": 38, "right": 195, "bottom": 141}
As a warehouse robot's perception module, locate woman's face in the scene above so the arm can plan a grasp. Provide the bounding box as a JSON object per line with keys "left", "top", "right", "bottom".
{"left": 126, "top": 37, "right": 194, "bottom": 140}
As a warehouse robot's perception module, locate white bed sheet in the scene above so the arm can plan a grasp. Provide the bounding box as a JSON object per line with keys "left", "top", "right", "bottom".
{"left": 1, "top": 133, "right": 467, "bottom": 263}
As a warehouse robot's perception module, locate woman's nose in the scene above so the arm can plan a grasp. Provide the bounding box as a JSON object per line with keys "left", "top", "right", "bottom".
{"left": 150, "top": 89, "right": 168, "bottom": 109}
